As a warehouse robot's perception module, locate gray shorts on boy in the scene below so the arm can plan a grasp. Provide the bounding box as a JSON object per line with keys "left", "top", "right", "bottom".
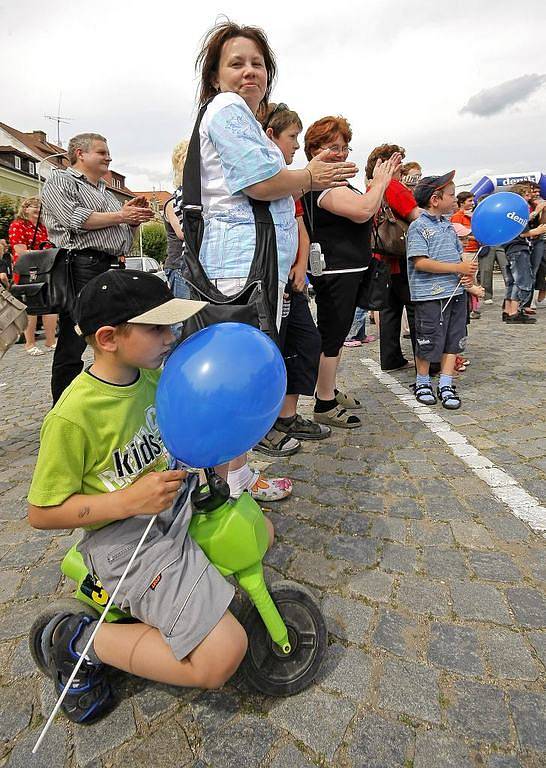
{"left": 78, "top": 475, "right": 235, "bottom": 660}
{"left": 414, "top": 294, "right": 468, "bottom": 362}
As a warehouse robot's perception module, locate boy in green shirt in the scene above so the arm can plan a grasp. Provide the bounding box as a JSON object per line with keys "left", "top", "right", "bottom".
{"left": 28, "top": 270, "right": 252, "bottom": 723}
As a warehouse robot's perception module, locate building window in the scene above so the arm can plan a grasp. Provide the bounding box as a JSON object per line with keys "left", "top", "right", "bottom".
{"left": 14, "top": 156, "right": 21, "bottom": 170}
{"left": 28, "top": 161, "right": 35, "bottom": 175}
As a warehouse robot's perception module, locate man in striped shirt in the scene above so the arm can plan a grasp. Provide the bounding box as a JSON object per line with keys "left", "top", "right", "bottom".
{"left": 42, "top": 133, "right": 154, "bottom": 402}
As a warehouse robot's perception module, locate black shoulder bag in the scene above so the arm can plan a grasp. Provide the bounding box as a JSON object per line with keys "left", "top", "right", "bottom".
{"left": 12, "top": 205, "right": 73, "bottom": 315}
{"left": 180, "top": 99, "right": 280, "bottom": 344}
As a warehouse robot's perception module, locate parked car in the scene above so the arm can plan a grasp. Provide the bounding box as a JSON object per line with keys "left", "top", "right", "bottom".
{"left": 125, "top": 256, "right": 167, "bottom": 282}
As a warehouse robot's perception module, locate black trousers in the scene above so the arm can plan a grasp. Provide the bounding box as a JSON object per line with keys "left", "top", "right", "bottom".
{"left": 51, "top": 252, "right": 119, "bottom": 404}
{"left": 379, "top": 271, "right": 416, "bottom": 370}
{"left": 279, "top": 290, "right": 321, "bottom": 397}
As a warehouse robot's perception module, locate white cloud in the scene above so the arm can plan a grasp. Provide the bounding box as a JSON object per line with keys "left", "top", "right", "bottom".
{"left": 461, "top": 74, "right": 546, "bottom": 117}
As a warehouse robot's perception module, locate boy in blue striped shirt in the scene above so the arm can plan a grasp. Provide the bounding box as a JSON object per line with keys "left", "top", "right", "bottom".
{"left": 406, "top": 172, "right": 477, "bottom": 410}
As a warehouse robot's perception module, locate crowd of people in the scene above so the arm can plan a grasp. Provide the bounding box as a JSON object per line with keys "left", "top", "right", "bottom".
{"left": 2, "top": 18, "right": 541, "bottom": 727}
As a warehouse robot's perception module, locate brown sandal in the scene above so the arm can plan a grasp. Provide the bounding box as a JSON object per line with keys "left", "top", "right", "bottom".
{"left": 334, "top": 390, "right": 362, "bottom": 410}
{"left": 314, "top": 404, "right": 361, "bottom": 429}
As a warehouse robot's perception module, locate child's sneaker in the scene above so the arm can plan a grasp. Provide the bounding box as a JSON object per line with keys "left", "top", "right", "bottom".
{"left": 249, "top": 474, "right": 292, "bottom": 502}
{"left": 45, "top": 613, "right": 113, "bottom": 724}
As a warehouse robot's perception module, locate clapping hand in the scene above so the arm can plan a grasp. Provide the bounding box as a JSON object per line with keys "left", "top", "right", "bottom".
{"left": 372, "top": 153, "right": 403, "bottom": 186}
{"left": 120, "top": 199, "right": 155, "bottom": 226}
{"left": 306, "top": 149, "right": 358, "bottom": 190}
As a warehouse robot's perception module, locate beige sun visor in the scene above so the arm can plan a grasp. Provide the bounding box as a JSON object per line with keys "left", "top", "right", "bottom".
{"left": 128, "top": 298, "right": 208, "bottom": 325}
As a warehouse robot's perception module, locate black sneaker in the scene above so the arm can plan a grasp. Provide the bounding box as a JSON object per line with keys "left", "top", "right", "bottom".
{"left": 505, "top": 311, "right": 537, "bottom": 324}
{"left": 47, "top": 613, "right": 113, "bottom": 724}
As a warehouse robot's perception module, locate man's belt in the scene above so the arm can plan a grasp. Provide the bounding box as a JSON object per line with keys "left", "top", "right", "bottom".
{"left": 70, "top": 248, "right": 120, "bottom": 262}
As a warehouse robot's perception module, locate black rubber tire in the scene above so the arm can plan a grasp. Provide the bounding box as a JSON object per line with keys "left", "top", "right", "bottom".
{"left": 29, "top": 598, "right": 100, "bottom": 678}
{"left": 240, "top": 580, "right": 327, "bottom": 696}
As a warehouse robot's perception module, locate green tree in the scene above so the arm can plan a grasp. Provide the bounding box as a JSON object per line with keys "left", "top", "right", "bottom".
{"left": 141, "top": 221, "right": 167, "bottom": 263}
{"left": 0, "top": 195, "right": 17, "bottom": 241}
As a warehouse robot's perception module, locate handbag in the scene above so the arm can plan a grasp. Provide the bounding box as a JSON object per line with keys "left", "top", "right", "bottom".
{"left": 180, "top": 98, "right": 279, "bottom": 344}
{"left": 0, "top": 286, "right": 28, "bottom": 358}
{"left": 11, "top": 205, "right": 73, "bottom": 315}
{"left": 356, "top": 258, "right": 390, "bottom": 311}
{"left": 372, "top": 201, "right": 408, "bottom": 259}
{"left": 12, "top": 247, "right": 73, "bottom": 315}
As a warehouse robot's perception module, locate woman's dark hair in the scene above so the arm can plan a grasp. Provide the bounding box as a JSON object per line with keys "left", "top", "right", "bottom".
{"left": 195, "top": 20, "right": 277, "bottom": 109}
{"left": 304, "top": 116, "right": 352, "bottom": 161}
{"left": 261, "top": 103, "right": 302, "bottom": 136}
{"left": 365, "top": 143, "right": 405, "bottom": 180}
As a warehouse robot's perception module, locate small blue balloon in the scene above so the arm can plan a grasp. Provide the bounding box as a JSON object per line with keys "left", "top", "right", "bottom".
{"left": 156, "top": 323, "right": 287, "bottom": 467}
{"left": 471, "top": 191, "right": 529, "bottom": 246}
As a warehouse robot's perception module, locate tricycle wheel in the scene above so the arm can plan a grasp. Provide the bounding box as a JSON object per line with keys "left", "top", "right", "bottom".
{"left": 240, "top": 580, "right": 327, "bottom": 696}
{"left": 29, "top": 598, "right": 99, "bottom": 678}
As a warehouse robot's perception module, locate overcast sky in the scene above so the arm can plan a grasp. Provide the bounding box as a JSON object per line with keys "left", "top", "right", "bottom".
{"left": 2, "top": 0, "right": 545, "bottom": 191}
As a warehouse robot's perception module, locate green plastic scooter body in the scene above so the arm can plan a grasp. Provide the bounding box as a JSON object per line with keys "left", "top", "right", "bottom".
{"left": 60, "top": 490, "right": 291, "bottom": 651}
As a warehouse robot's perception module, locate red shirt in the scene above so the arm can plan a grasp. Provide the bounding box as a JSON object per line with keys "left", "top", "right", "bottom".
{"left": 451, "top": 210, "right": 479, "bottom": 252}
{"left": 380, "top": 179, "right": 418, "bottom": 275}
{"left": 8, "top": 218, "right": 49, "bottom": 284}
{"left": 295, "top": 199, "right": 304, "bottom": 217}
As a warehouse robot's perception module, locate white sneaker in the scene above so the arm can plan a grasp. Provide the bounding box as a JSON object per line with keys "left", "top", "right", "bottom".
{"left": 484, "top": 299, "right": 493, "bottom": 305}
{"left": 26, "top": 346, "right": 45, "bottom": 356}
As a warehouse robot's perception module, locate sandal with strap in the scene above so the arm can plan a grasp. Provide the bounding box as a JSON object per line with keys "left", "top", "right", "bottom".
{"left": 26, "top": 346, "right": 45, "bottom": 356}
{"left": 413, "top": 383, "right": 437, "bottom": 405}
{"left": 334, "top": 389, "right": 362, "bottom": 410}
{"left": 437, "top": 384, "right": 461, "bottom": 410}
{"left": 276, "top": 414, "right": 331, "bottom": 441}
{"left": 253, "top": 426, "right": 301, "bottom": 457}
{"left": 314, "top": 403, "right": 361, "bottom": 429}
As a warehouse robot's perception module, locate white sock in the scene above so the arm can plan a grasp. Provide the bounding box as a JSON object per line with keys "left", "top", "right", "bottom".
{"left": 227, "top": 463, "right": 258, "bottom": 498}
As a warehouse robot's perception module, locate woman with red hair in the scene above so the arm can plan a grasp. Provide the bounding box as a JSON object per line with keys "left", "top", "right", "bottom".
{"left": 302, "top": 117, "right": 400, "bottom": 428}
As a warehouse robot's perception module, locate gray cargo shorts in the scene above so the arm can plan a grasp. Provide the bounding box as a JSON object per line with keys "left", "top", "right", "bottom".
{"left": 414, "top": 294, "right": 468, "bottom": 362}
{"left": 78, "top": 474, "right": 235, "bottom": 660}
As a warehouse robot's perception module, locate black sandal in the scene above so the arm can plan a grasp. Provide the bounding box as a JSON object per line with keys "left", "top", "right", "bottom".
{"left": 277, "top": 414, "right": 331, "bottom": 441}
{"left": 253, "top": 426, "right": 301, "bottom": 457}
{"left": 414, "top": 383, "right": 437, "bottom": 405}
{"left": 437, "top": 384, "right": 461, "bottom": 410}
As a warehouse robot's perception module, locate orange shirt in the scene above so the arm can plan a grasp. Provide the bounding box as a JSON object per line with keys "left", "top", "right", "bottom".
{"left": 451, "top": 210, "right": 479, "bottom": 252}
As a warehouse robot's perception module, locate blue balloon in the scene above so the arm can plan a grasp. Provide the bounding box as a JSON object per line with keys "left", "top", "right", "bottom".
{"left": 471, "top": 192, "right": 529, "bottom": 246}
{"left": 156, "top": 323, "right": 287, "bottom": 467}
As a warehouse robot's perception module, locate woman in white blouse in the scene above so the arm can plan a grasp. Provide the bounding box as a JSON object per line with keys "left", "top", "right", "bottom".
{"left": 194, "top": 21, "right": 357, "bottom": 501}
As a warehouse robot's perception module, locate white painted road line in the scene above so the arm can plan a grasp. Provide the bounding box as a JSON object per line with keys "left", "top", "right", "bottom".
{"left": 361, "top": 357, "right": 546, "bottom": 536}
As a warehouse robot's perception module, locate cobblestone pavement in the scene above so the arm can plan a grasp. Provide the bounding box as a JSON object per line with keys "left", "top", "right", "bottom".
{"left": 1, "top": 281, "right": 545, "bottom": 768}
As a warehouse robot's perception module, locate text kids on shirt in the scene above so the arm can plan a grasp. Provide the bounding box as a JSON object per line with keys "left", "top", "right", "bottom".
{"left": 27, "top": 269, "right": 250, "bottom": 724}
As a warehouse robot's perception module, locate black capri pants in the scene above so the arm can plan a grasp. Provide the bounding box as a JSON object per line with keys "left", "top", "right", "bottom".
{"left": 309, "top": 271, "right": 363, "bottom": 357}
{"left": 279, "top": 290, "right": 321, "bottom": 396}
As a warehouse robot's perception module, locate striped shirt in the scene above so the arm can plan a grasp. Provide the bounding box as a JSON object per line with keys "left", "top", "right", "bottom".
{"left": 406, "top": 212, "right": 463, "bottom": 301}
{"left": 41, "top": 167, "right": 133, "bottom": 256}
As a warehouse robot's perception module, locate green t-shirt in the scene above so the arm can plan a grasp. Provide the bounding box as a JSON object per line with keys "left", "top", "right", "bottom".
{"left": 28, "top": 368, "right": 169, "bottom": 529}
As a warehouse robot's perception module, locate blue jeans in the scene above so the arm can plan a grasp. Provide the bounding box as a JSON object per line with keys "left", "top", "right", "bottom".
{"left": 504, "top": 248, "right": 533, "bottom": 307}
{"left": 165, "top": 268, "right": 190, "bottom": 299}
{"left": 346, "top": 307, "right": 367, "bottom": 341}
{"left": 531, "top": 239, "right": 545, "bottom": 282}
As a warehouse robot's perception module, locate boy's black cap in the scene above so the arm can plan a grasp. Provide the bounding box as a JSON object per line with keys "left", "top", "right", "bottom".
{"left": 74, "top": 269, "right": 207, "bottom": 337}
{"left": 414, "top": 170, "right": 456, "bottom": 207}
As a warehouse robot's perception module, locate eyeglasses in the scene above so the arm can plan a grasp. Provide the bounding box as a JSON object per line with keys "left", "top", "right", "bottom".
{"left": 320, "top": 145, "right": 352, "bottom": 154}
{"left": 263, "top": 103, "right": 288, "bottom": 131}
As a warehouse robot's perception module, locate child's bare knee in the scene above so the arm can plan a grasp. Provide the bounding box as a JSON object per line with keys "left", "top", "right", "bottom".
{"left": 200, "top": 627, "right": 248, "bottom": 689}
